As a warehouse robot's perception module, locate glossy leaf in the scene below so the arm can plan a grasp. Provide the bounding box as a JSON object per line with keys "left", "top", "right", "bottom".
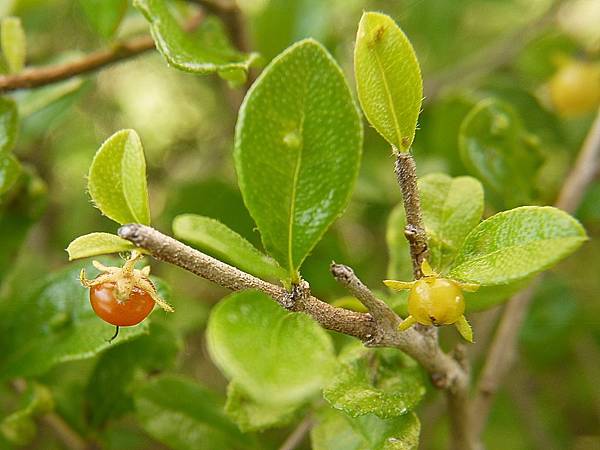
{"left": 224, "top": 382, "right": 297, "bottom": 432}
{"left": 0, "top": 263, "right": 150, "bottom": 381}
{"left": 0, "top": 96, "right": 18, "bottom": 154}
{"left": 354, "top": 12, "right": 422, "bottom": 151}
{"left": 85, "top": 323, "right": 180, "bottom": 428}
{"left": 134, "top": 375, "right": 247, "bottom": 450}
{"left": 134, "top": 0, "right": 258, "bottom": 80}
{"left": 459, "top": 98, "right": 542, "bottom": 208}
{"left": 207, "top": 290, "right": 336, "bottom": 406}
{"left": 235, "top": 39, "right": 362, "bottom": 278}
{"left": 419, "top": 173, "right": 484, "bottom": 271}
{"left": 1, "top": 17, "right": 26, "bottom": 73}
{"left": 79, "top": 0, "right": 127, "bottom": 39}
{"left": 449, "top": 206, "right": 587, "bottom": 285}
{"left": 66, "top": 232, "right": 141, "bottom": 261}
{"left": 88, "top": 129, "right": 151, "bottom": 225}
{"left": 311, "top": 406, "right": 420, "bottom": 450}
{"left": 172, "top": 214, "right": 286, "bottom": 281}
{"left": 0, "top": 151, "right": 20, "bottom": 196}
{"left": 323, "top": 343, "right": 425, "bottom": 419}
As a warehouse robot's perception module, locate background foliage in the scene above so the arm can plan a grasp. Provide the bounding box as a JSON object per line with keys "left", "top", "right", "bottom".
{"left": 0, "top": 0, "right": 599, "bottom": 449}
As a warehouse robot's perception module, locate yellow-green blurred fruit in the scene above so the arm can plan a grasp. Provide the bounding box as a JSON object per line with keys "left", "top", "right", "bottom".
{"left": 408, "top": 278, "right": 465, "bottom": 326}
{"left": 549, "top": 61, "right": 600, "bottom": 116}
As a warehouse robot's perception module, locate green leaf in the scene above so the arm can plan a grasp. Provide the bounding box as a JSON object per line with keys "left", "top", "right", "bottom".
{"left": 16, "top": 78, "right": 84, "bottom": 119}
{"left": 449, "top": 206, "right": 587, "bottom": 285}
{"left": 386, "top": 173, "right": 483, "bottom": 277}
{"left": 134, "top": 0, "right": 258, "bottom": 81}
{"left": 0, "top": 263, "right": 150, "bottom": 381}
{"left": 224, "top": 381, "right": 298, "bottom": 432}
{"left": 85, "top": 323, "right": 181, "bottom": 428}
{"left": 323, "top": 343, "right": 425, "bottom": 419}
{"left": 134, "top": 375, "right": 247, "bottom": 450}
{"left": 311, "top": 406, "right": 420, "bottom": 450}
{"left": 88, "top": 129, "right": 151, "bottom": 225}
{"left": 1, "top": 17, "right": 26, "bottom": 73}
{"left": 207, "top": 290, "right": 336, "bottom": 406}
{"left": 234, "top": 39, "right": 362, "bottom": 278}
{"left": 459, "top": 98, "right": 542, "bottom": 208}
{"left": 0, "top": 96, "right": 18, "bottom": 154}
{"left": 66, "top": 232, "right": 141, "bottom": 261}
{"left": 354, "top": 12, "right": 422, "bottom": 151}
{"left": 0, "top": 151, "right": 20, "bottom": 196}
{"left": 172, "top": 214, "right": 287, "bottom": 281}
{"left": 419, "top": 173, "right": 484, "bottom": 271}
{"left": 79, "top": 0, "right": 128, "bottom": 39}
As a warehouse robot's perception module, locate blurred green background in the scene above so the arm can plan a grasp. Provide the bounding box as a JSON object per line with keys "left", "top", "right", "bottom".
{"left": 1, "top": 0, "right": 599, "bottom": 449}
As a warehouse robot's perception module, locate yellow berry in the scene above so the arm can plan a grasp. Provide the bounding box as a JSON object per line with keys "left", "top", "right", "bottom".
{"left": 549, "top": 61, "right": 600, "bottom": 117}
{"left": 408, "top": 278, "right": 465, "bottom": 326}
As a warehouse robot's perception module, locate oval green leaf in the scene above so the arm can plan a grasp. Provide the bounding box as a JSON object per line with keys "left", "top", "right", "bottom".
{"left": 1, "top": 17, "right": 26, "bottom": 74}
{"left": 0, "top": 96, "right": 18, "bottom": 154}
{"left": 354, "top": 12, "right": 423, "bottom": 151}
{"left": 66, "top": 232, "right": 141, "bottom": 261}
{"left": 235, "top": 39, "right": 362, "bottom": 278}
{"left": 79, "top": 0, "right": 127, "bottom": 39}
{"left": 323, "top": 343, "right": 425, "bottom": 419}
{"left": 207, "top": 290, "right": 336, "bottom": 406}
{"left": 449, "top": 206, "right": 587, "bottom": 285}
{"left": 173, "top": 214, "right": 287, "bottom": 281}
{"left": 0, "top": 152, "right": 20, "bottom": 196}
{"left": 134, "top": 0, "right": 258, "bottom": 80}
{"left": 88, "top": 129, "right": 151, "bottom": 225}
{"left": 459, "top": 98, "right": 542, "bottom": 208}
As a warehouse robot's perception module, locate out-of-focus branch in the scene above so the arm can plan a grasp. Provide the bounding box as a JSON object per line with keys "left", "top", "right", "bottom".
{"left": 278, "top": 415, "right": 314, "bottom": 450}
{"left": 471, "top": 107, "right": 600, "bottom": 440}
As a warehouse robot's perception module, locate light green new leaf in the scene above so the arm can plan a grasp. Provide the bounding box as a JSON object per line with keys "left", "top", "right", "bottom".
{"left": 354, "top": 12, "right": 422, "bottom": 151}
{"left": 134, "top": 0, "right": 258, "bottom": 81}
{"left": 311, "top": 406, "right": 420, "bottom": 450}
{"left": 224, "top": 382, "right": 298, "bottom": 432}
{"left": 79, "top": 0, "right": 128, "bottom": 39}
{"left": 386, "top": 174, "right": 483, "bottom": 277}
{"left": 419, "top": 173, "right": 484, "bottom": 271}
{"left": 235, "top": 39, "right": 362, "bottom": 278}
{"left": 88, "top": 129, "right": 151, "bottom": 225}
{"left": 134, "top": 376, "right": 247, "bottom": 450}
{"left": 207, "top": 290, "right": 336, "bottom": 406}
{"left": 1, "top": 17, "right": 26, "bottom": 73}
{"left": 0, "top": 263, "right": 149, "bottom": 381}
{"left": 459, "top": 98, "right": 542, "bottom": 208}
{"left": 66, "top": 232, "right": 141, "bottom": 261}
{"left": 0, "top": 151, "right": 20, "bottom": 196}
{"left": 449, "top": 206, "right": 587, "bottom": 285}
{"left": 323, "top": 343, "right": 425, "bottom": 419}
{"left": 173, "top": 214, "right": 287, "bottom": 281}
{"left": 0, "top": 96, "right": 18, "bottom": 154}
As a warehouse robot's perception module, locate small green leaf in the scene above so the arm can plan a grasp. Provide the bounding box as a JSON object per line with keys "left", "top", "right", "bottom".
{"left": 323, "top": 343, "right": 425, "bottom": 419}
{"left": 207, "top": 290, "right": 336, "bottom": 406}
{"left": 0, "top": 96, "right": 18, "bottom": 154}
{"left": 419, "top": 173, "right": 484, "bottom": 271}
{"left": 449, "top": 206, "right": 587, "bottom": 285}
{"left": 311, "top": 406, "right": 420, "bottom": 450}
{"left": 86, "top": 323, "right": 181, "bottom": 428}
{"left": 0, "top": 263, "right": 150, "bottom": 381}
{"left": 79, "top": 0, "right": 128, "bottom": 39}
{"left": 134, "top": 375, "right": 247, "bottom": 450}
{"left": 224, "top": 382, "right": 298, "bottom": 432}
{"left": 0, "top": 151, "right": 20, "bottom": 196}
{"left": 459, "top": 98, "right": 542, "bottom": 208}
{"left": 235, "top": 39, "right": 362, "bottom": 278}
{"left": 1, "top": 17, "right": 26, "bottom": 73}
{"left": 66, "top": 232, "right": 141, "bottom": 261}
{"left": 88, "top": 129, "right": 151, "bottom": 225}
{"left": 16, "top": 78, "right": 84, "bottom": 119}
{"left": 134, "top": 0, "right": 258, "bottom": 80}
{"left": 354, "top": 12, "right": 422, "bottom": 151}
{"left": 172, "top": 214, "right": 287, "bottom": 281}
